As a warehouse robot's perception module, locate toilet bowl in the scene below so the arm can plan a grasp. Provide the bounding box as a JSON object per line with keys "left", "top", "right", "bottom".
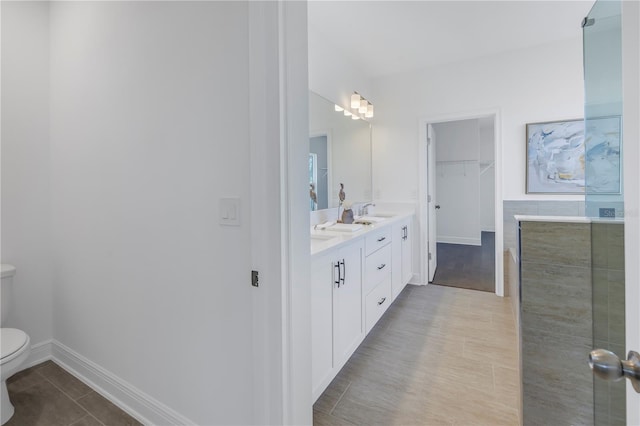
{"left": 1, "top": 265, "right": 31, "bottom": 425}
{"left": 1, "top": 328, "right": 30, "bottom": 424}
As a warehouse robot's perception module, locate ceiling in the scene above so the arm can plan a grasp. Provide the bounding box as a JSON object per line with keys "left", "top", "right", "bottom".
{"left": 308, "top": 0, "right": 595, "bottom": 78}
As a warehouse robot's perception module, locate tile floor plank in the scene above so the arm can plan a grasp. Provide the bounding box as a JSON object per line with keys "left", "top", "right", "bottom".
{"left": 76, "top": 392, "right": 142, "bottom": 426}
{"left": 314, "top": 284, "right": 520, "bottom": 426}
{"left": 6, "top": 361, "right": 139, "bottom": 426}
{"left": 5, "top": 380, "right": 87, "bottom": 426}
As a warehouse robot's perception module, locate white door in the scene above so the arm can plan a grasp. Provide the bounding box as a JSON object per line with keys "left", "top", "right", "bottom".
{"left": 427, "top": 124, "right": 438, "bottom": 282}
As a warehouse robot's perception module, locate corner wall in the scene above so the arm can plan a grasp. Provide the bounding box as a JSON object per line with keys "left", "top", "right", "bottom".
{"left": 1, "top": 1, "right": 53, "bottom": 351}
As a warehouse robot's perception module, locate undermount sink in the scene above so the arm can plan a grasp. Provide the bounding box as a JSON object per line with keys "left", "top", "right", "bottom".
{"left": 354, "top": 215, "right": 394, "bottom": 225}
{"left": 310, "top": 232, "right": 341, "bottom": 252}
{"left": 310, "top": 234, "right": 337, "bottom": 241}
{"left": 370, "top": 212, "right": 397, "bottom": 218}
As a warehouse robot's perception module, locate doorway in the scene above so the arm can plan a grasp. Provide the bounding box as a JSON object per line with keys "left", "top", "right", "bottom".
{"left": 419, "top": 110, "right": 503, "bottom": 295}
{"left": 431, "top": 118, "right": 495, "bottom": 292}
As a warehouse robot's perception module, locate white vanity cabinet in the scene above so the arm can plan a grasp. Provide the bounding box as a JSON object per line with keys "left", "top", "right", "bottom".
{"left": 311, "top": 250, "right": 334, "bottom": 399}
{"left": 311, "top": 238, "right": 364, "bottom": 400}
{"left": 332, "top": 239, "right": 364, "bottom": 367}
{"left": 391, "top": 217, "right": 413, "bottom": 300}
{"left": 311, "top": 212, "right": 414, "bottom": 400}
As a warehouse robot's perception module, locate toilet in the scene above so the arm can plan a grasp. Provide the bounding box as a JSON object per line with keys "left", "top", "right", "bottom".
{"left": 1, "top": 265, "right": 31, "bottom": 425}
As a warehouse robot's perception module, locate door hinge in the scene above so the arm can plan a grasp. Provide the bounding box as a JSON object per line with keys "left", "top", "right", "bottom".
{"left": 251, "top": 270, "right": 259, "bottom": 287}
{"left": 428, "top": 253, "right": 432, "bottom": 261}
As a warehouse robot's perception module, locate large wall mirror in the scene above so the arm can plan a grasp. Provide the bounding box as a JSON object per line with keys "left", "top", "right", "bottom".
{"left": 309, "top": 91, "right": 372, "bottom": 211}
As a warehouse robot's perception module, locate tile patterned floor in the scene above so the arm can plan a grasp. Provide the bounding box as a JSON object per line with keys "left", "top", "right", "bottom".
{"left": 432, "top": 232, "right": 496, "bottom": 293}
{"left": 6, "top": 360, "right": 141, "bottom": 426}
{"left": 7, "top": 285, "right": 517, "bottom": 426}
{"left": 313, "top": 284, "right": 520, "bottom": 426}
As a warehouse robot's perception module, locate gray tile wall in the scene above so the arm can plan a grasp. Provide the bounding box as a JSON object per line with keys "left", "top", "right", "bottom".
{"left": 592, "top": 222, "right": 626, "bottom": 426}
{"left": 520, "top": 221, "right": 594, "bottom": 426}
{"left": 503, "top": 200, "right": 584, "bottom": 254}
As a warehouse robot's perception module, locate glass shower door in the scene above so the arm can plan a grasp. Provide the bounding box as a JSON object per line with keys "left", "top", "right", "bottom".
{"left": 583, "top": 1, "right": 626, "bottom": 425}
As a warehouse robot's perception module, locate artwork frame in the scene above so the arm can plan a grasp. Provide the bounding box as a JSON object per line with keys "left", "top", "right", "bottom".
{"left": 526, "top": 118, "right": 586, "bottom": 194}
{"left": 525, "top": 117, "right": 622, "bottom": 194}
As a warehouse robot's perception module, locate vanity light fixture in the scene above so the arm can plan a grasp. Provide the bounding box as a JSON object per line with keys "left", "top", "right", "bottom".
{"left": 365, "top": 103, "right": 374, "bottom": 118}
{"left": 351, "top": 93, "right": 361, "bottom": 109}
{"left": 336, "top": 92, "right": 374, "bottom": 120}
{"left": 359, "top": 99, "right": 368, "bottom": 113}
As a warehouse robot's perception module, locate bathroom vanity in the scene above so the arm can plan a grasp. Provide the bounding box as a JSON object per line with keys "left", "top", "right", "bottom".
{"left": 310, "top": 212, "right": 414, "bottom": 400}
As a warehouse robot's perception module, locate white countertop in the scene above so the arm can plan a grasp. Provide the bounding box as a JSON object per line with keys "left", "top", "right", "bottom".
{"left": 311, "top": 210, "right": 415, "bottom": 257}
{"left": 514, "top": 215, "right": 624, "bottom": 224}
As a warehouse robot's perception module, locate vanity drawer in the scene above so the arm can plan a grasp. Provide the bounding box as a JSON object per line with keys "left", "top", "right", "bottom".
{"left": 365, "top": 275, "right": 392, "bottom": 334}
{"left": 364, "top": 244, "right": 392, "bottom": 295}
{"left": 364, "top": 226, "right": 392, "bottom": 256}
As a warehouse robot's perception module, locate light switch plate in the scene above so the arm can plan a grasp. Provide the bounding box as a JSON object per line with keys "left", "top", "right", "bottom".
{"left": 220, "top": 197, "right": 241, "bottom": 226}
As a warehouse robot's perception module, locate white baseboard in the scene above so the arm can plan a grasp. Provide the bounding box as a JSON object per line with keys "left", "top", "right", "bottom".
{"left": 24, "top": 339, "right": 53, "bottom": 369}
{"left": 437, "top": 236, "right": 481, "bottom": 246}
{"left": 51, "top": 340, "right": 195, "bottom": 426}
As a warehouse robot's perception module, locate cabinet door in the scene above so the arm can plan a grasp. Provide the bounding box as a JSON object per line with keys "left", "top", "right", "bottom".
{"left": 391, "top": 221, "right": 403, "bottom": 300}
{"left": 311, "top": 252, "right": 334, "bottom": 400}
{"left": 401, "top": 218, "right": 413, "bottom": 285}
{"left": 333, "top": 239, "right": 364, "bottom": 368}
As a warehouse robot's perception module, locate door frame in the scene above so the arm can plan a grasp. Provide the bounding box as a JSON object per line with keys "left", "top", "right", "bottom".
{"left": 622, "top": 1, "right": 640, "bottom": 423}
{"left": 418, "top": 108, "right": 504, "bottom": 295}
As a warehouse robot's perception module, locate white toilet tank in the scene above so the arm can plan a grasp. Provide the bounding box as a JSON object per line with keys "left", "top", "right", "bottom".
{"left": 0, "top": 265, "right": 16, "bottom": 326}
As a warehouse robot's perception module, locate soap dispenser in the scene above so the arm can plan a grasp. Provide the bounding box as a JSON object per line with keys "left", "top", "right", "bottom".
{"left": 341, "top": 200, "right": 354, "bottom": 224}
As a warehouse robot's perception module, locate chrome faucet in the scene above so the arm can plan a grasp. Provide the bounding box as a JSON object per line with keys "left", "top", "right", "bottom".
{"left": 360, "top": 203, "right": 375, "bottom": 216}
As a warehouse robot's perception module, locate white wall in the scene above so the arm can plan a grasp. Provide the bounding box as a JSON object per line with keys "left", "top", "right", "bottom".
{"left": 1, "top": 1, "right": 53, "bottom": 348}
{"left": 433, "top": 120, "right": 481, "bottom": 245}
{"left": 308, "top": 22, "right": 373, "bottom": 109}
{"left": 47, "top": 2, "right": 254, "bottom": 424}
{"left": 372, "top": 36, "right": 585, "bottom": 203}
{"left": 434, "top": 119, "right": 479, "bottom": 161}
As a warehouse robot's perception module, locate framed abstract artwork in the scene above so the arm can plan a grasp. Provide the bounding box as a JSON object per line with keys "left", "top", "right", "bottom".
{"left": 526, "top": 119, "right": 586, "bottom": 194}
{"left": 526, "top": 117, "right": 621, "bottom": 194}
{"left": 584, "top": 116, "right": 621, "bottom": 194}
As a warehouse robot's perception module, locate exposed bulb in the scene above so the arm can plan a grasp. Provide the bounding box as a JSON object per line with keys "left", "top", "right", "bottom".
{"left": 351, "top": 93, "right": 361, "bottom": 109}
{"left": 365, "top": 103, "right": 374, "bottom": 118}
{"left": 359, "top": 99, "right": 368, "bottom": 113}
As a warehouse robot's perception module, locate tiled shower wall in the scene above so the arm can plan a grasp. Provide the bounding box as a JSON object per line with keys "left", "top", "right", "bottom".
{"left": 518, "top": 219, "right": 626, "bottom": 426}
{"left": 503, "top": 200, "right": 585, "bottom": 254}
{"left": 592, "top": 222, "right": 626, "bottom": 426}
{"left": 519, "top": 220, "right": 594, "bottom": 425}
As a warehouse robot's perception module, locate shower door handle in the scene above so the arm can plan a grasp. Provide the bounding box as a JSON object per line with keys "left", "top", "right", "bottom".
{"left": 589, "top": 349, "right": 640, "bottom": 393}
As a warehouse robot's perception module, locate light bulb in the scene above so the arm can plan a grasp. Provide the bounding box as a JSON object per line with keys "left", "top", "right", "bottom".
{"left": 344, "top": 110, "right": 352, "bottom": 117}
{"left": 335, "top": 104, "right": 344, "bottom": 112}
{"left": 351, "top": 93, "right": 361, "bottom": 109}
{"left": 365, "top": 103, "right": 374, "bottom": 118}
{"left": 359, "top": 99, "right": 368, "bottom": 113}
{"left": 352, "top": 115, "right": 360, "bottom": 120}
